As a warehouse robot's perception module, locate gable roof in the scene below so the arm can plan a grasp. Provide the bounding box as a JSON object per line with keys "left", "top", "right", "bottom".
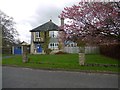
{"left": 30, "top": 20, "right": 59, "bottom": 32}
{"left": 21, "top": 41, "right": 30, "bottom": 46}
{"left": 64, "top": 40, "right": 77, "bottom": 45}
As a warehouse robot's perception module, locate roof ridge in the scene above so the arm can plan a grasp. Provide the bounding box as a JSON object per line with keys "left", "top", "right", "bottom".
{"left": 30, "top": 20, "right": 59, "bottom": 32}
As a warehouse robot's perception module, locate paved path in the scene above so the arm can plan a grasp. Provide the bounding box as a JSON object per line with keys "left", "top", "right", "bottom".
{"left": 2, "top": 66, "right": 118, "bottom": 88}
{"left": 2, "top": 56, "right": 15, "bottom": 59}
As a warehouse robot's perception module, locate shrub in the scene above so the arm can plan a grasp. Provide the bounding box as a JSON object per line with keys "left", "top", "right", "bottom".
{"left": 45, "top": 48, "right": 52, "bottom": 54}
{"left": 99, "top": 43, "right": 120, "bottom": 60}
{"left": 55, "top": 51, "right": 68, "bottom": 55}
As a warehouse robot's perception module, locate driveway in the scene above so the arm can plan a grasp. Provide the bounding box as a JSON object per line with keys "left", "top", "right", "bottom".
{"left": 2, "top": 66, "right": 118, "bottom": 88}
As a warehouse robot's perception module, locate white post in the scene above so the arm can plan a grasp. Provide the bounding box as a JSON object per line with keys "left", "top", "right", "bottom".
{"left": 21, "top": 46, "right": 23, "bottom": 54}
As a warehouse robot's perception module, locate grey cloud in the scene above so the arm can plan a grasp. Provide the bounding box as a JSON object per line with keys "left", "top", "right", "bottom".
{"left": 29, "top": 1, "right": 80, "bottom": 28}
{"left": 22, "top": 5, "right": 63, "bottom": 29}
{"left": 18, "top": 1, "right": 80, "bottom": 30}
{"left": 34, "top": 6, "right": 62, "bottom": 26}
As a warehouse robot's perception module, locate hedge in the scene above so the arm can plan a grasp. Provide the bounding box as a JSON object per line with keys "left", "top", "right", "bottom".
{"left": 99, "top": 43, "right": 120, "bottom": 60}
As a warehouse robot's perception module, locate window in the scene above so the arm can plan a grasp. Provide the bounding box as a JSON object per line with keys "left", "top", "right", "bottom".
{"left": 36, "top": 32, "right": 40, "bottom": 38}
{"left": 53, "top": 43, "right": 54, "bottom": 46}
{"left": 71, "top": 43, "right": 73, "bottom": 47}
{"left": 55, "top": 43, "right": 58, "bottom": 46}
{"left": 74, "top": 43, "right": 77, "bottom": 47}
{"left": 50, "top": 43, "right": 52, "bottom": 46}
{"left": 16, "top": 46, "right": 21, "bottom": 49}
{"left": 50, "top": 43, "right": 58, "bottom": 47}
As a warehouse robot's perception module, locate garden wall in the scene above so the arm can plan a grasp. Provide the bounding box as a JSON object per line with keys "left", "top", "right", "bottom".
{"left": 99, "top": 43, "right": 120, "bottom": 60}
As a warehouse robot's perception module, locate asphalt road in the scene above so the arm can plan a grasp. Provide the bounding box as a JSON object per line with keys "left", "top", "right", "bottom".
{"left": 2, "top": 66, "right": 118, "bottom": 88}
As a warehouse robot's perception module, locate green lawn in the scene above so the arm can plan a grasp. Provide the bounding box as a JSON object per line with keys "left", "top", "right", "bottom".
{"left": 2, "top": 54, "right": 119, "bottom": 72}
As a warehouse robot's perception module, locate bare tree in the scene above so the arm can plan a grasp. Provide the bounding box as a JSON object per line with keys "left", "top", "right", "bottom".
{"left": 0, "top": 10, "right": 19, "bottom": 54}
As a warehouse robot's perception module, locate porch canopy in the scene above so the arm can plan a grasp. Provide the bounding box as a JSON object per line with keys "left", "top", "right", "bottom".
{"left": 30, "top": 19, "right": 59, "bottom": 32}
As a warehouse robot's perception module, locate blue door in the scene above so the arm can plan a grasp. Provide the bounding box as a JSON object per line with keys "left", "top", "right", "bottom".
{"left": 14, "top": 46, "right": 22, "bottom": 55}
{"left": 36, "top": 44, "right": 42, "bottom": 53}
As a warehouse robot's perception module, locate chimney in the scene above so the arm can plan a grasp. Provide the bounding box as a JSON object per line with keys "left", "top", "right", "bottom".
{"left": 59, "top": 18, "right": 65, "bottom": 51}
{"left": 50, "top": 19, "right": 52, "bottom": 22}
{"left": 61, "top": 18, "right": 64, "bottom": 26}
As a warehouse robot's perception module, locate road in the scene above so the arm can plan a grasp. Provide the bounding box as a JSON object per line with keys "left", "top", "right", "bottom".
{"left": 2, "top": 66, "right": 118, "bottom": 88}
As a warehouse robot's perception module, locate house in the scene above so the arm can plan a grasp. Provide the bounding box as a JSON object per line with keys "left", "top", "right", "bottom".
{"left": 64, "top": 40, "right": 77, "bottom": 47}
{"left": 30, "top": 19, "right": 60, "bottom": 54}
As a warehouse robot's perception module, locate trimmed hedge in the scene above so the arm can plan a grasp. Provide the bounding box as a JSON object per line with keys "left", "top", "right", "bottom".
{"left": 99, "top": 43, "right": 120, "bottom": 60}
{"left": 2, "top": 47, "right": 12, "bottom": 54}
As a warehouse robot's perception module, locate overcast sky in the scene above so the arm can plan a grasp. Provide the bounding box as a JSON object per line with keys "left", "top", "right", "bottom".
{"left": 0, "top": 0, "right": 81, "bottom": 43}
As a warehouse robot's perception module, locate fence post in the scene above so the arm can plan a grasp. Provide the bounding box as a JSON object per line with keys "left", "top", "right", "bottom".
{"left": 79, "top": 53, "right": 85, "bottom": 65}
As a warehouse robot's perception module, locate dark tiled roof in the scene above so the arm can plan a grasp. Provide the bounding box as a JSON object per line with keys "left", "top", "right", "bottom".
{"left": 30, "top": 20, "right": 59, "bottom": 32}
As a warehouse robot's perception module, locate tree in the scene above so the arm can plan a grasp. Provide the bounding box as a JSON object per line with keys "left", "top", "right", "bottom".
{"left": 59, "top": 2, "right": 119, "bottom": 65}
{"left": 43, "top": 31, "right": 52, "bottom": 54}
{"left": 102, "top": 2, "right": 120, "bottom": 42}
{"left": 59, "top": 2, "right": 119, "bottom": 45}
{"left": 0, "top": 10, "right": 19, "bottom": 54}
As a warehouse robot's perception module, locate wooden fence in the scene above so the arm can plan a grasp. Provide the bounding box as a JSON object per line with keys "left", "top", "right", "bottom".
{"left": 64, "top": 46, "right": 99, "bottom": 54}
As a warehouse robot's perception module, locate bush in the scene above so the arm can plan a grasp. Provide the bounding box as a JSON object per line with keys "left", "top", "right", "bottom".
{"left": 45, "top": 48, "right": 52, "bottom": 54}
{"left": 99, "top": 43, "right": 120, "bottom": 60}
{"left": 55, "top": 51, "right": 68, "bottom": 55}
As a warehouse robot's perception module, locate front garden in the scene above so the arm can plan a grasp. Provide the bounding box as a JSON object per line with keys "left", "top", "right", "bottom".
{"left": 2, "top": 54, "right": 119, "bottom": 73}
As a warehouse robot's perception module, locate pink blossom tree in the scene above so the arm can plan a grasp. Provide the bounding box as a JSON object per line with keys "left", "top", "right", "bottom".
{"left": 59, "top": 2, "right": 119, "bottom": 45}
{"left": 59, "top": 2, "right": 119, "bottom": 65}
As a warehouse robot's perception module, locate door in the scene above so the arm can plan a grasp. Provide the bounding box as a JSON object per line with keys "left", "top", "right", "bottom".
{"left": 14, "top": 46, "right": 22, "bottom": 55}
{"left": 36, "top": 44, "right": 42, "bottom": 53}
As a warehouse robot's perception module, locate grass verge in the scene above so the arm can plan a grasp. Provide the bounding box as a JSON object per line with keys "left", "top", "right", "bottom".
{"left": 2, "top": 54, "right": 119, "bottom": 73}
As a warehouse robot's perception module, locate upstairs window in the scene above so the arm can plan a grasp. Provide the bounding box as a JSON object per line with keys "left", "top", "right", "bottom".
{"left": 36, "top": 32, "right": 40, "bottom": 38}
